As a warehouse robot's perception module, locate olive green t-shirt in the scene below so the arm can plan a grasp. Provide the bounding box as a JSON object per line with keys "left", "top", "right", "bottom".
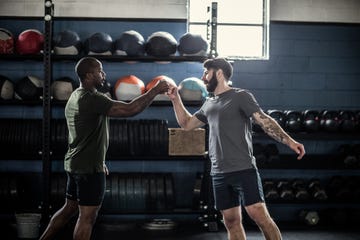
{"left": 64, "top": 88, "right": 113, "bottom": 174}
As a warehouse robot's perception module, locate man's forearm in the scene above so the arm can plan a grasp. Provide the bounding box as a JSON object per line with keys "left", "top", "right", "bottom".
{"left": 126, "top": 88, "right": 158, "bottom": 115}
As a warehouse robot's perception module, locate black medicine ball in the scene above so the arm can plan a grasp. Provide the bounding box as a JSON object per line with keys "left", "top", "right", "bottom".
{"left": 145, "top": 31, "right": 177, "bottom": 57}
{"left": 0, "top": 75, "right": 14, "bottom": 100}
{"left": 84, "top": 32, "right": 113, "bottom": 55}
{"left": 15, "top": 75, "right": 43, "bottom": 101}
{"left": 53, "top": 30, "right": 82, "bottom": 55}
{"left": 114, "top": 30, "right": 145, "bottom": 56}
{"left": 178, "top": 32, "right": 208, "bottom": 56}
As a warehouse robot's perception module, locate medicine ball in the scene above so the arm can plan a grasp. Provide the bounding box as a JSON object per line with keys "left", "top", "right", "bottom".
{"left": 16, "top": 29, "right": 44, "bottom": 54}
{"left": 114, "top": 30, "right": 145, "bottom": 56}
{"left": 0, "top": 28, "right": 14, "bottom": 54}
{"left": 97, "top": 81, "right": 112, "bottom": 99}
{"left": 51, "top": 77, "right": 77, "bottom": 101}
{"left": 178, "top": 32, "right": 208, "bottom": 56}
{"left": 338, "top": 110, "right": 356, "bottom": 132}
{"left": 84, "top": 32, "right": 113, "bottom": 55}
{"left": 0, "top": 75, "right": 14, "bottom": 100}
{"left": 53, "top": 30, "right": 82, "bottom": 55}
{"left": 145, "top": 31, "right": 177, "bottom": 57}
{"left": 114, "top": 75, "right": 145, "bottom": 101}
{"left": 355, "top": 111, "right": 360, "bottom": 132}
{"left": 15, "top": 75, "right": 43, "bottom": 100}
{"left": 320, "top": 110, "right": 339, "bottom": 132}
{"left": 178, "top": 77, "right": 208, "bottom": 101}
{"left": 284, "top": 110, "right": 303, "bottom": 132}
{"left": 146, "top": 75, "right": 176, "bottom": 101}
{"left": 302, "top": 110, "right": 320, "bottom": 132}
{"left": 267, "top": 109, "right": 285, "bottom": 128}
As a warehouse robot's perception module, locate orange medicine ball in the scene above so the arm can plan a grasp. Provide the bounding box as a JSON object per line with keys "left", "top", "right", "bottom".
{"left": 114, "top": 75, "right": 145, "bottom": 101}
{"left": 146, "top": 75, "right": 176, "bottom": 101}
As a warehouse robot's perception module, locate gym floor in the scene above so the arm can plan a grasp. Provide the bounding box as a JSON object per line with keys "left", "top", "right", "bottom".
{"left": 2, "top": 219, "right": 360, "bottom": 240}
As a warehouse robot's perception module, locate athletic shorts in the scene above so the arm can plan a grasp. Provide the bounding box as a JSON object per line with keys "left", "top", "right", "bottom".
{"left": 66, "top": 171, "right": 106, "bottom": 206}
{"left": 212, "top": 168, "right": 265, "bottom": 210}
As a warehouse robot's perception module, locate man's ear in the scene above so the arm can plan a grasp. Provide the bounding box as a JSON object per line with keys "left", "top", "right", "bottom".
{"left": 216, "top": 69, "right": 223, "bottom": 78}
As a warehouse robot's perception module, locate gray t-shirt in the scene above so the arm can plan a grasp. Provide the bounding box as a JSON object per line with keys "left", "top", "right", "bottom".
{"left": 195, "top": 88, "right": 261, "bottom": 175}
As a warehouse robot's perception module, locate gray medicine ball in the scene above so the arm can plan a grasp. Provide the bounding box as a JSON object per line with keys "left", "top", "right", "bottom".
{"left": 114, "top": 30, "right": 145, "bottom": 56}
{"left": 145, "top": 31, "right": 177, "bottom": 57}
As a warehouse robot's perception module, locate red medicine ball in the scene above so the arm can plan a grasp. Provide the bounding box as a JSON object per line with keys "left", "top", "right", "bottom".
{"left": 0, "top": 28, "right": 14, "bottom": 54}
{"left": 16, "top": 29, "right": 44, "bottom": 54}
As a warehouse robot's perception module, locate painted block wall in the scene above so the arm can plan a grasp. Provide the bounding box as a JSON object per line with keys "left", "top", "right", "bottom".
{"left": 232, "top": 22, "right": 360, "bottom": 111}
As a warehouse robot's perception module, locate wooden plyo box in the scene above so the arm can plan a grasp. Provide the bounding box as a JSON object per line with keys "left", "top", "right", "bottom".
{"left": 168, "top": 128, "right": 206, "bottom": 156}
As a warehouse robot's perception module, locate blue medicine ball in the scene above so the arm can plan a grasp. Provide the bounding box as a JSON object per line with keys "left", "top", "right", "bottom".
{"left": 178, "top": 32, "right": 208, "bottom": 56}
{"left": 145, "top": 31, "right": 177, "bottom": 57}
{"left": 84, "top": 32, "right": 113, "bottom": 55}
{"left": 53, "top": 30, "right": 82, "bottom": 55}
{"left": 114, "top": 30, "right": 145, "bottom": 56}
{"left": 179, "top": 77, "right": 208, "bottom": 101}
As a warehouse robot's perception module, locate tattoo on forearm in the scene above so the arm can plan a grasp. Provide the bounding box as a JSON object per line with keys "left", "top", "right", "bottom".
{"left": 257, "top": 113, "right": 287, "bottom": 144}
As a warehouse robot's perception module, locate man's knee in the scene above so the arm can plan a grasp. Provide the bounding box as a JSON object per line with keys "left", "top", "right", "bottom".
{"left": 78, "top": 205, "right": 100, "bottom": 225}
{"left": 245, "top": 202, "right": 272, "bottom": 225}
{"left": 221, "top": 208, "right": 242, "bottom": 229}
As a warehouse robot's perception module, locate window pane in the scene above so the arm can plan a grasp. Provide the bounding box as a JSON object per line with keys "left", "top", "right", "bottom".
{"left": 218, "top": 0, "right": 263, "bottom": 24}
{"left": 188, "top": 0, "right": 211, "bottom": 23}
{"left": 188, "top": 24, "right": 210, "bottom": 41}
{"left": 217, "top": 26, "right": 263, "bottom": 58}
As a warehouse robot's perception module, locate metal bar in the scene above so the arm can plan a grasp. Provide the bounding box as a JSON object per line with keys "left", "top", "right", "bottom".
{"left": 42, "top": 0, "right": 54, "bottom": 221}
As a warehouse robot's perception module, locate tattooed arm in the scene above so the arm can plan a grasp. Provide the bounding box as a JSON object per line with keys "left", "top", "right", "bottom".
{"left": 252, "top": 110, "right": 305, "bottom": 160}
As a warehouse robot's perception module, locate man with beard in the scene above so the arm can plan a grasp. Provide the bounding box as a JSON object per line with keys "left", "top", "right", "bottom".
{"left": 167, "top": 57, "right": 305, "bottom": 240}
{"left": 40, "top": 57, "right": 169, "bottom": 240}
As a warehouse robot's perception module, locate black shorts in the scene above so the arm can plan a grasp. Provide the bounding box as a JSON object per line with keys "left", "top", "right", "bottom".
{"left": 212, "top": 168, "right": 265, "bottom": 210}
{"left": 66, "top": 171, "right": 106, "bottom": 206}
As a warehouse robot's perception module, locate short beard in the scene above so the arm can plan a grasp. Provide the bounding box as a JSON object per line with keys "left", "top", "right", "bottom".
{"left": 206, "top": 74, "right": 218, "bottom": 93}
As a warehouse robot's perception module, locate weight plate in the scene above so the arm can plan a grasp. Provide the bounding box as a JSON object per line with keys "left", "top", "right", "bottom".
{"left": 156, "top": 174, "right": 165, "bottom": 210}
{"left": 149, "top": 175, "right": 157, "bottom": 210}
{"left": 112, "top": 174, "right": 119, "bottom": 210}
{"left": 118, "top": 175, "right": 126, "bottom": 210}
{"left": 165, "top": 173, "right": 174, "bottom": 210}
{"left": 126, "top": 175, "right": 134, "bottom": 210}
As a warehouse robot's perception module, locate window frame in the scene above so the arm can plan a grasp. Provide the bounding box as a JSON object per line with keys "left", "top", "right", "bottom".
{"left": 187, "top": 0, "right": 269, "bottom": 60}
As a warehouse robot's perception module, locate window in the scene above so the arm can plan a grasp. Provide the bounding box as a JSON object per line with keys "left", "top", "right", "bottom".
{"left": 188, "top": 0, "right": 269, "bottom": 60}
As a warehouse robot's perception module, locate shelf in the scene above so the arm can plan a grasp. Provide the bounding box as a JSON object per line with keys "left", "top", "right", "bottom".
{"left": 51, "top": 54, "right": 208, "bottom": 62}
{"left": 51, "top": 99, "right": 204, "bottom": 107}
{"left": 0, "top": 99, "right": 43, "bottom": 106}
{"left": 0, "top": 54, "right": 43, "bottom": 61}
{"left": 0, "top": 54, "right": 208, "bottom": 63}
{"left": 257, "top": 154, "right": 360, "bottom": 170}
{"left": 253, "top": 132, "right": 360, "bottom": 140}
